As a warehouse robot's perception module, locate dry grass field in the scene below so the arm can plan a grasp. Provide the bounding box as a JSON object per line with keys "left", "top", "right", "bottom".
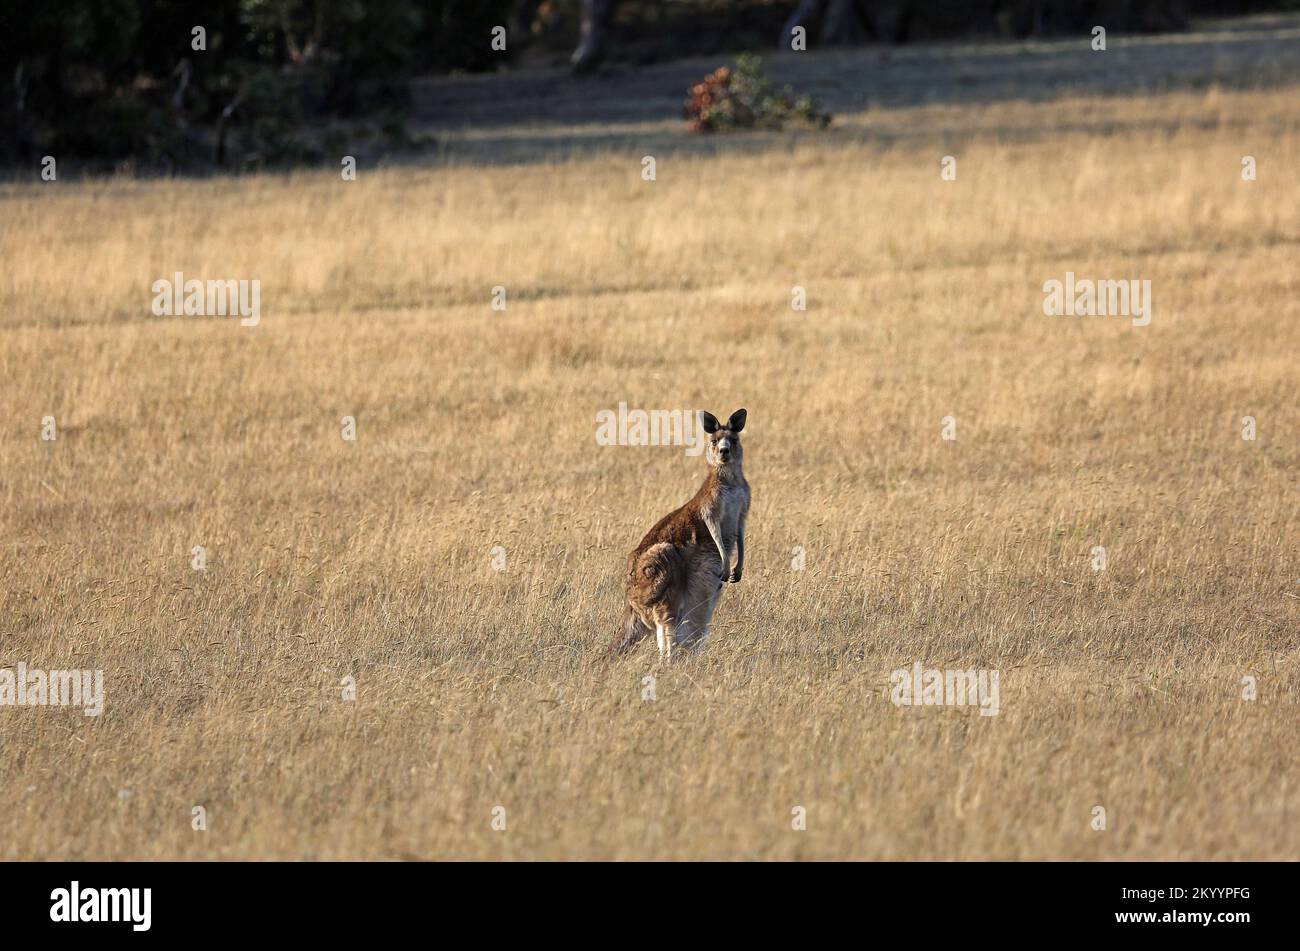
{"left": 2, "top": 75, "right": 1298, "bottom": 858}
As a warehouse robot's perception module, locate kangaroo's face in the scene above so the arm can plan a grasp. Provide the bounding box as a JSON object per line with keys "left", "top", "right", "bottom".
{"left": 700, "top": 409, "right": 747, "bottom": 469}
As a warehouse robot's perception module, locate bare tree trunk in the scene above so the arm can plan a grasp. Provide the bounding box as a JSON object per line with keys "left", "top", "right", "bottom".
{"left": 214, "top": 86, "right": 247, "bottom": 167}
{"left": 12, "top": 62, "right": 35, "bottom": 159}
{"left": 171, "top": 59, "right": 191, "bottom": 114}
{"left": 571, "top": 0, "right": 615, "bottom": 73}
{"left": 780, "top": 0, "right": 825, "bottom": 49}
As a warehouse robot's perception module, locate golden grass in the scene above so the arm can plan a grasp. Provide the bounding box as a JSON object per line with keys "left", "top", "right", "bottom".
{"left": 1, "top": 85, "right": 1297, "bottom": 859}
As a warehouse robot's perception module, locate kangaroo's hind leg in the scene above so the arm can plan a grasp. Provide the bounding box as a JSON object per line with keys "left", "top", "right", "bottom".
{"left": 680, "top": 595, "right": 719, "bottom": 653}
{"left": 651, "top": 603, "right": 680, "bottom": 662}
{"left": 627, "top": 542, "right": 687, "bottom": 662}
{"left": 672, "top": 547, "right": 722, "bottom": 654}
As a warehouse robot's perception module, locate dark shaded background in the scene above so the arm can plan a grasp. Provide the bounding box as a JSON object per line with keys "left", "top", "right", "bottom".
{"left": 2, "top": 0, "right": 1295, "bottom": 171}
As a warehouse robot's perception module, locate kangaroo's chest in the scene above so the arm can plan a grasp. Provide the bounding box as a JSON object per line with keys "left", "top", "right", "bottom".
{"left": 715, "top": 484, "right": 748, "bottom": 542}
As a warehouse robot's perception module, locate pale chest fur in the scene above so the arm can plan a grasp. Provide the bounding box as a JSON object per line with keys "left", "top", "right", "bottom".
{"left": 714, "top": 480, "right": 750, "bottom": 544}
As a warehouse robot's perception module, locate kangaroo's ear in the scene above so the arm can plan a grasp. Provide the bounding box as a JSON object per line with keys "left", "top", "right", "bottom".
{"left": 728, "top": 408, "right": 747, "bottom": 432}
{"left": 699, "top": 411, "right": 720, "bottom": 434}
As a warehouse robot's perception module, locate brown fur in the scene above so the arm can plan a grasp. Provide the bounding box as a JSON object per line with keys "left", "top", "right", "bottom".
{"left": 611, "top": 409, "right": 750, "bottom": 659}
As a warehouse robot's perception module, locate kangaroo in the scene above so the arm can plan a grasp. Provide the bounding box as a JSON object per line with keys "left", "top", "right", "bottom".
{"left": 611, "top": 409, "right": 750, "bottom": 660}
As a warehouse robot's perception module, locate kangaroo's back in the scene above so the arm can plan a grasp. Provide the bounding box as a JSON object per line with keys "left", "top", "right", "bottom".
{"left": 629, "top": 476, "right": 717, "bottom": 563}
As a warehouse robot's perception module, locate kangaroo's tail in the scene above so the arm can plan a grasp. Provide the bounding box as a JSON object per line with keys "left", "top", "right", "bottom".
{"left": 609, "top": 603, "right": 651, "bottom": 657}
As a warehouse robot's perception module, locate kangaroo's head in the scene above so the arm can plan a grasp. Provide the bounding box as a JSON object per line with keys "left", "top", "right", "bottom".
{"left": 700, "top": 409, "right": 746, "bottom": 470}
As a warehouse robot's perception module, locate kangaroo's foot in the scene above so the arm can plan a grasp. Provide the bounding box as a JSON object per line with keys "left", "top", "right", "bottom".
{"left": 655, "top": 622, "right": 674, "bottom": 662}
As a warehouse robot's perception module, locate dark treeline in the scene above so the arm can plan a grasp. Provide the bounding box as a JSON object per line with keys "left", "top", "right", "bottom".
{"left": 1, "top": 0, "right": 517, "bottom": 171}
{"left": 1, "top": 0, "right": 1293, "bottom": 172}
